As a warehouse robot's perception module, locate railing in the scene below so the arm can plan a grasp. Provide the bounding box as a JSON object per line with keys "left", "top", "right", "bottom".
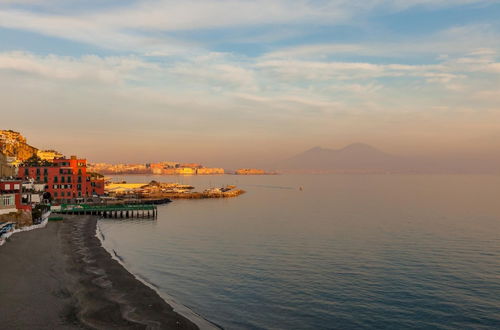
{"left": 51, "top": 204, "right": 158, "bottom": 219}
{"left": 57, "top": 204, "right": 157, "bottom": 212}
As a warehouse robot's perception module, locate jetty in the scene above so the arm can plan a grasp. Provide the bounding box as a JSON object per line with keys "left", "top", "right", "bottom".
{"left": 52, "top": 204, "right": 157, "bottom": 219}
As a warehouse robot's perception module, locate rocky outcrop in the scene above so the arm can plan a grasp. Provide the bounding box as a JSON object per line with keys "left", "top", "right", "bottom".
{"left": 0, "top": 210, "right": 33, "bottom": 228}
{"left": 0, "top": 130, "right": 38, "bottom": 162}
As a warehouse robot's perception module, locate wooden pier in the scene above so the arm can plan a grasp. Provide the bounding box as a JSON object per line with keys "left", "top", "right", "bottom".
{"left": 52, "top": 204, "right": 158, "bottom": 219}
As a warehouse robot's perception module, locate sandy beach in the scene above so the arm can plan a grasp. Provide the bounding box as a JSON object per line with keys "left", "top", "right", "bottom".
{"left": 0, "top": 216, "right": 199, "bottom": 330}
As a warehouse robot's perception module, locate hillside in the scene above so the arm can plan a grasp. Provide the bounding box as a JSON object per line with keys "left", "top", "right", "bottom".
{"left": 0, "top": 130, "right": 38, "bottom": 161}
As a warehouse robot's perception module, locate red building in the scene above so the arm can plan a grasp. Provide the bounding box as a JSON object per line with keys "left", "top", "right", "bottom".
{"left": 0, "top": 179, "right": 31, "bottom": 213}
{"left": 19, "top": 156, "right": 105, "bottom": 203}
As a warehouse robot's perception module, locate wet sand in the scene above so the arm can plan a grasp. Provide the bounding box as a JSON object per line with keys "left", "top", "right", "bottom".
{"left": 0, "top": 216, "right": 199, "bottom": 330}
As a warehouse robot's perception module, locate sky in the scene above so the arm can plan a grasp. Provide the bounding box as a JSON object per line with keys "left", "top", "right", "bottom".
{"left": 1, "top": 0, "right": 499, "bottom": 167}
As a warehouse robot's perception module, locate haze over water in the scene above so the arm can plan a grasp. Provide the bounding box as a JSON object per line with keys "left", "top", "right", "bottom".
{"left": 98, "top": 174, "right": 500, "bottom": 329}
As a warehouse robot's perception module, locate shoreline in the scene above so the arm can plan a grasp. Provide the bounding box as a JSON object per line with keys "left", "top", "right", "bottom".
{"left": 96, "top": 222, "right": 221, "bottom": 330}
{"left": 0, "top": 215, "right": 201, "bottom": 329}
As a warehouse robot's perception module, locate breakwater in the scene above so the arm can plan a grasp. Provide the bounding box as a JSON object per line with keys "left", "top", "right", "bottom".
{"left": 141, "top": 189, "right": 246, "bottom": 200}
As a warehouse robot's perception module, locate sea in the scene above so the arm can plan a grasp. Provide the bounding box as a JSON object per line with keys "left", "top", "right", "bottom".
{"left": 97, "top": 174, "right": 500, "bottom": 330}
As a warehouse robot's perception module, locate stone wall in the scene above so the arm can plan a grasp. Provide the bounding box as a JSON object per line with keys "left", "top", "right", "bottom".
{"left": 0, "top": 210, "right": 33, "bottom": 228}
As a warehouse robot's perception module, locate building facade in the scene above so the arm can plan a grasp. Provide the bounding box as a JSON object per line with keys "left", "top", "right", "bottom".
{"left": 0, "top": 180, "right": 33, "bottom": 215}
{"left": 19, "top": 156, "right": 105, "bottom": 203}
{"left": 0, "top": 152, "right": 15, "bottom": 177}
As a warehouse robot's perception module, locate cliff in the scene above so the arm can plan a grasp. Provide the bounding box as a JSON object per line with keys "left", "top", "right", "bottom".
{"left": 0, "top": 130, "right": 38, "bottom": 162}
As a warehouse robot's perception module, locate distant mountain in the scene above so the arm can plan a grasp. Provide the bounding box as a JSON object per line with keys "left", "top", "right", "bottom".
{"left": 273, "top": 143, "right": 500, "bottom": 174}
{"left": 275, "top": 143, "right": 406, "bottom": 173}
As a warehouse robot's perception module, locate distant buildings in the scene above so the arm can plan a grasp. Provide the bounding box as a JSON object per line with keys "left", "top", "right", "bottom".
{"left": 88, "top": 163, "right": 149, "bottom": 174}
{"left": 149, "top": 162, "right": 224, "bottom": 175}
{"left": 197, "top": 167, "right": 225, "bottom": 175}
{"left": 89, "top": 161, "right": 225, "bottom": 175}
{"left": 235, "top": 168, "right": 266, "bottom": 175}
{"left": 19, "top": 155, "right": 105, "bottom": 203}
{"left": 0, "top": 130, "right": 38, "bottom": 163}
{"left": 37, "top": 149, "right": 63, "bottom": 161}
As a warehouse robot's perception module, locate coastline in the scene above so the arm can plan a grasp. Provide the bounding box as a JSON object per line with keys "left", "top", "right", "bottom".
{"left": 96, "top": 222, "right": 221, "bottom": 330}
{"left": 0, "top": 215, "right": 200, "bottom": 329}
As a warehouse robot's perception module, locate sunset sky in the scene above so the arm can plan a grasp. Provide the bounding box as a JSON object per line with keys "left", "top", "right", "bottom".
{"left": 1, "top": 0, "right": 500, "bottom": 167}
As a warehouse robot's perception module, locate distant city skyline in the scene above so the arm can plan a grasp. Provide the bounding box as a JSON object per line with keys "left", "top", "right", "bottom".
{"left": 1, "top": 1, "right": 500, "bottom": 167}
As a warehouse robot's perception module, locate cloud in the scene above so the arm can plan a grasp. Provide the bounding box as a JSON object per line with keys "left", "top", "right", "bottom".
{"left": 1, "top": 0, "right": 499, "bottom": 53}
{"left": 263, "top": 23, "right": 500, "bottom": 62}
{"left": 0, "top": 51, "right": 156, "bottom": 83}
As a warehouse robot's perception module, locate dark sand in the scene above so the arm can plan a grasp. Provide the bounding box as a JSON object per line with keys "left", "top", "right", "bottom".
{"left": 0, "top": 216, "right": 199, "bottom": 330}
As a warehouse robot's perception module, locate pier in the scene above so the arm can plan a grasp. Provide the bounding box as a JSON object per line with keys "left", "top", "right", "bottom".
{"left": 52, "top": 204, "right": 158, "bottom": 219}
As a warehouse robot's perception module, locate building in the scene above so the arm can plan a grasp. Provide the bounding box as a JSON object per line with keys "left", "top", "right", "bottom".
{"left": 0, "top": 180, "right": 19, "bottom": 215}
{"left": 0, "top": 180, "right": 33, "bottom": 215}
{"left": 37, "top": 149, "right": 63, "bottom": 161}
{"left": 235, "top": 168, "right": 266, "bottom": 175}
{"left": 86, "top": 162, "right": 149, "bottom": 174}
{"left": 175, "top": 167, "right": 196, "bottom": 175}
{"left": 19, "top": 156, "right": 105, "bottom": 203}
{"left": 0, "top": 130, "right": 38, "bottom": 162}
{"left": 180, "top": 163, "right": 203, "bottom": 169}
{"left": 197, "top": 168, "right": 225, "bottom": 175}
{"left": 0, "top": 152, "right": 15, "bottom": 177}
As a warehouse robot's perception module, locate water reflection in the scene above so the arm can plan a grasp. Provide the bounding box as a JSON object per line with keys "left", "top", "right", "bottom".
{"left": 99, "top": 174, "right": 500, "bottom": 329}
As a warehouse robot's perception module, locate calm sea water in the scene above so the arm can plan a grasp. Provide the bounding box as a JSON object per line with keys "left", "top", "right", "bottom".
{"left": 98, "top": 174, "right": 500, "bottom": 329}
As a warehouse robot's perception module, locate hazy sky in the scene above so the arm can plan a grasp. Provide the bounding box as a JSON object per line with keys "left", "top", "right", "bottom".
{"left": 1, "top": 0, "right": 499, "bottom": 167}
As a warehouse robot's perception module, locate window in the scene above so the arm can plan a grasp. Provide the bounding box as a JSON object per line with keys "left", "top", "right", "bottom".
{"left": 1, "top": 195, "right": 15, "bottom": 206}
{"left": 44, "top": 177, "right": 48, "bottom": 183}
{"left": 68, "top": 176, "right": 72, "bottom": 183}
{"left": 78, "top": 169, "right": 82, "bottom": 175}
{"left": 4, "top": 184, "right": 10, "bottom": 190}
{"left": 13, "top": 184, "right": 20, "bottom": 190}
{"left": 36, "top": 168, "right": 40, "bottom": 175}
{"left": 54, "top": 192, "right": 58, "bottom": 198}
{"left": 61, "top": 176, "right": 65, "bottom": 183}
{"left": 24, "top": 168, "right": 29, "bottom": 176}
{"left": 44, "top": 168, "right": 48, "bottom": 175}
{"left": 54, "top": 176, "right": 58, "bottom": 183}
{"left": 77, "top": 176, "right": 82, "bottom": 183}
{"left": 77, "top": 184, "right": 82, "bottom": 190}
